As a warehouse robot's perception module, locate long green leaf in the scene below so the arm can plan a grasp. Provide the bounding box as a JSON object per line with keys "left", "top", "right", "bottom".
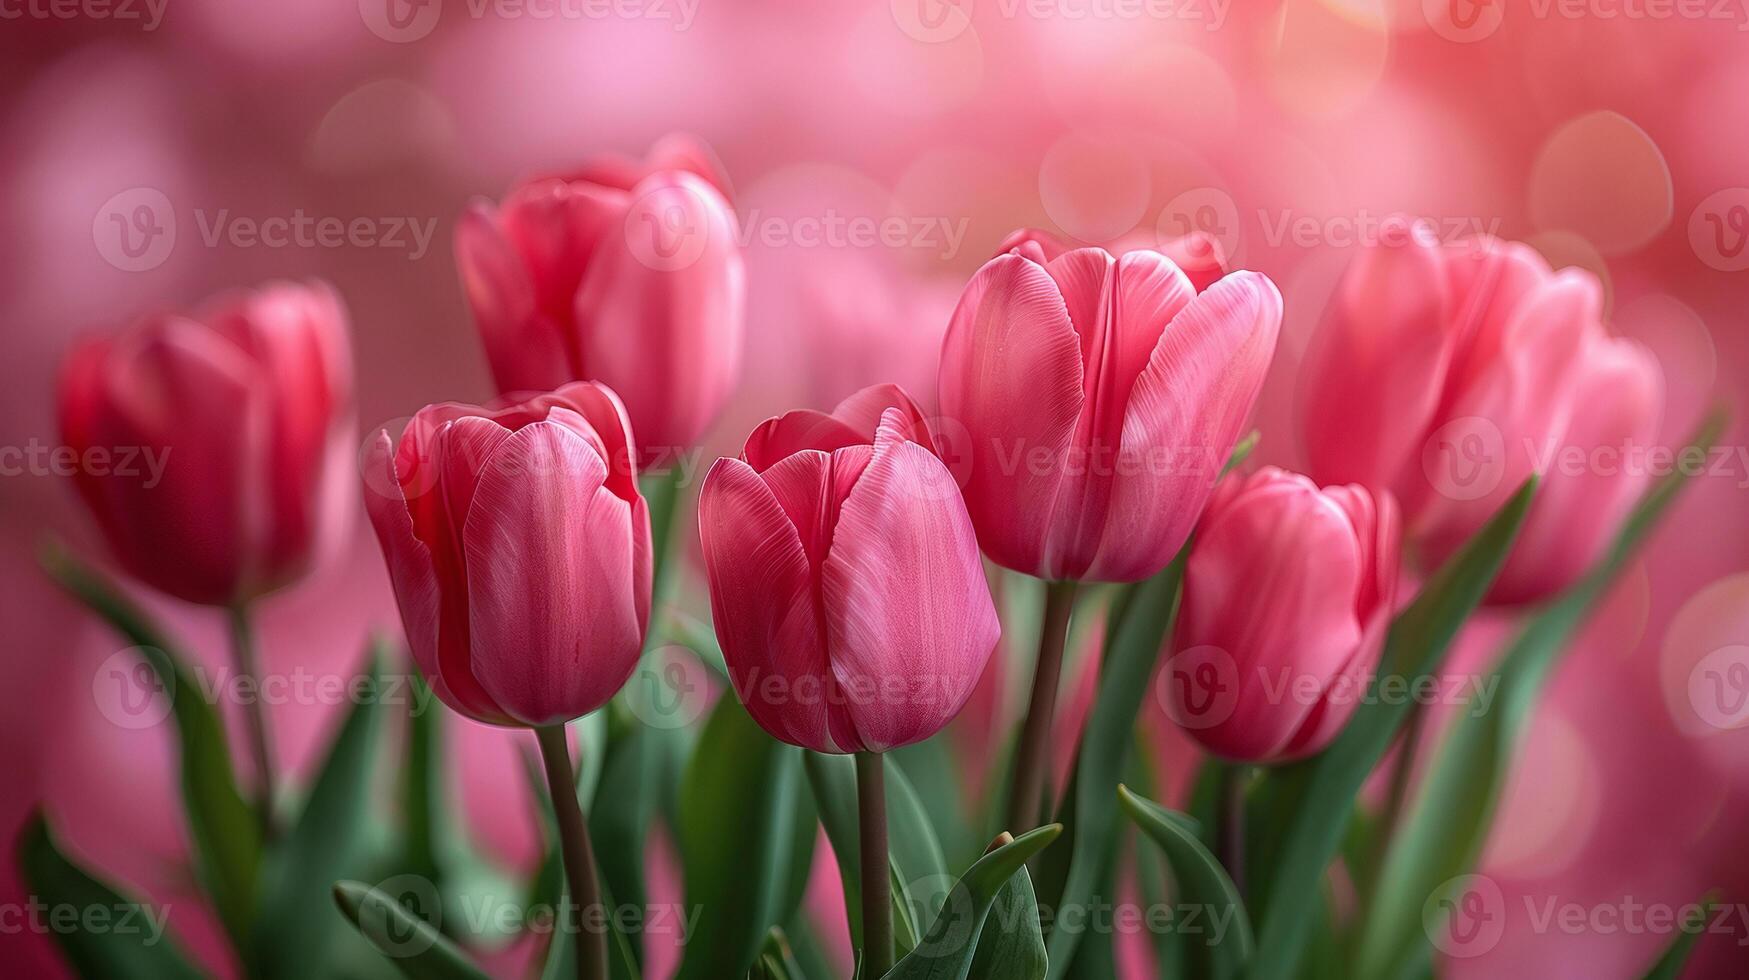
{"left": 1037, "top": 550, "right": 1187, "bottom": 980}
{"left": 966, "top": 863, "right": 1047, "bottom": 980}
{"left": 332, "top": 880, "right": 490, "bottom": 980}
{"left": 41, "top": 543, "right": 262, "bottom": 945}
{"left": 674, "top": 697, "right": 814, "bottom": 980}
{"left": 1356, "top": 412, "right": 1725, "bottom": 980}
{"left": 1640, "top": 894, "right": 1719, "bottom": 980}
{"left": 886, "top": 825, "right": 1063, "bottom": 980}
{"left": 1118, "top": 786, "right": 1253, "bottom": 980}
{"left": 1244, "top": 478, "right": 1537, "bottom": 980}
{"left": 254, "top": 644, "right": 387, "bottom": 976}
{"left": 16, "top": 811, "right": 202, "bottom": 979}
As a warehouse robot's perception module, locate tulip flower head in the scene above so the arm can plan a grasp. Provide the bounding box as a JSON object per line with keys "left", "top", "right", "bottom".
{"left": 940, "top": 234, "right": 1282, "bottom": 582}
{"left": 1164, "top": 467, "right": 1401, "bottom": 763}
{"left": 1299, "top": 216, "right": 1663, "bottom": 603}
{"left": 58, "top": 280, "right": 355, "bottom": 606}
{"left": 362, "top": 382, "right": 652, "bottom": 727}
{"left": 455, "top": 134, "right": 744, "bottom": 468}
{"left": 699, "top": 384, "right": 1000, "bottom": 754}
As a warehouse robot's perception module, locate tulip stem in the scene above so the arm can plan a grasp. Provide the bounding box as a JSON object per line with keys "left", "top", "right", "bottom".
{"left": 1216, "top": 763, "right": 1249, "bottom": 896}
{"left": 536, "top": 725, "right": 609, "bottom": 980}
{"left": 856, "top": 751, "right": 894, "bottom": 977}
{"left": 225, "top": 604, "right": 277, "bottom": 837}
{"left": 1006, "top": 580, "right": 1078, "bottom": 832}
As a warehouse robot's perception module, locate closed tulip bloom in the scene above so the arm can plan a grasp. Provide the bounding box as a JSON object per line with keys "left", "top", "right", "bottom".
{"left": 456, "top": 134, "right": 744, "bottom": 467}
{"left": 1166, "top": 467, "right": 1401, "bottom": 763}
{"left": 699, "top": 385, "right": 999, "bottom": 754}
{"left": 940, "top": 236, "right": 1281, "bottom": 582}
{"left": 1299, "top": 216, "right": 1662, "bottom": 603}
{"left": 995, "top": 226, "right": 1230, "bottom": 294}
{"left": 362, "top": 382, "right": 652, "bottom": 727}
{"left": 58, "top": 281, "right": 354, "bottom": 606}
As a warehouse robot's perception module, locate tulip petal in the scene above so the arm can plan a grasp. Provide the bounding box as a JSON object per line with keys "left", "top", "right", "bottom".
{"left": 576, "top": 171, "right": 745, "bottom": 461}
{"left": 938, "top": 253, "right": 1084, "bottom": 576}
{"left": 1299, "top": 224, "right": 1457, "bottom": 491}
{"left": 1092, "top": 271, "right": 1281, "bottom": 582}
{"left": 820, "top": 413, "right": 1000, "bottom": 752}
{"left": 462, "top": 422, "right": 646, "bottom": 726}
{"left": 455, "top": 203, "right": 574, "bottom": 397}
{"left": 699, "top": 457, "right": 838, "bottom": 751}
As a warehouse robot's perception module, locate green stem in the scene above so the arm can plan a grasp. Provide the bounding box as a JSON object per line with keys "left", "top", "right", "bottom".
{"left": 1217, "top": 763, "right": 1248, "bottom": 897}
{"left": 536, "top": 725, "right": 608, "bottom": 980}
{"left": 640, "top": 464, "right": 686, "bottom": 618}
{"left": 225, "top": 604, "right": 277, "bottom": 836}
{"left": 1005, "top": 581, "right": 1078, "bottom": 832}
{"left": 856, "top": 751, "right": 893, "bottom": 977}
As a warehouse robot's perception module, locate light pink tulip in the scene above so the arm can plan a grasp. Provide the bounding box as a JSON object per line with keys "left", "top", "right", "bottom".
{"left": 698, "top": 384, "right": 999, "bottom": 754}
{"left": 362, "top": 382, "right": 652, "bottom": 727}
{"left": 1299, "top": 216, "right": 1663, "bottom": 603}
{"left": 1166, "top": 467, "right": 1400, "bottom": 763}
{"left": 939, "top": 235, "right": 1281, "bottom": 583}
{"left": 57, "top": 281, "right": 354, "bottom": 607}
{"left": 995, "top": 226, "right": 1231, "bottom": 294}
{"left": 455, "top": 134, "right": 744, "bottom": 468}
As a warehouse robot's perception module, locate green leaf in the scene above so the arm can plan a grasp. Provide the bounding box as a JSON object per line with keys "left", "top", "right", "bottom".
{"left": 588, "top": 710, "right": 687, "bottom": 966}
{"left": 751, "top": 926, "right": 810, "bottom": 980}
{"left": 886, "top": 824, "right": 1063, "bottom": 980}
{"left": 1356, "top": 412, "right": 1725, "bottom": 980}
{"left": 40, "top": 543, "right": 262, "bottom": 945}
{"left": 16, "top": 810, "right": 201, "bottom": 979}
{"left": 674, "top": 697, "right": 814, "bottom": 980}
{"left": 803, "top": 752, "right": 949, "bottom": 955}
{"left": 966, "top": 863, "right": 1046, "bottom": 980}
{"left": 253, "top": 644, "right": 388, "bottom": 976}
{"left": 1640, "top": 893, "right": 1720, "bottom": 980}
{"left": 332, "top": 880, "right": 490, "bottom": 980}
{"left": 1118, "top": 786, "right": 1253, "bottom": 980}
{"left": 1036, "top": 549, "right": 1188, "bottom": 980}
{"left": 1244, "top": 477, "right": 1538, "bottom": 980}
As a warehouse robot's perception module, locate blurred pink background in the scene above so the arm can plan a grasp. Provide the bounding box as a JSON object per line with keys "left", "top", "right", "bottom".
{"left": 3, "top": 0, "right": 1748, "bottom": 975}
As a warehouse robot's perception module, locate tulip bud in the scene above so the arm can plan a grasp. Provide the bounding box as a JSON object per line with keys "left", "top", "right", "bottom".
{"left": 1299, "top": 216, "right": 1663, "bottom": 603}
{"left": 361, "top": 382, "right": 652, "bottom": 727}
{"left": 455, "top": 134, "right": 744, "bottom": 468}
{"left": 698, "top": 385, "right": 999, "bottom": 754}
{"left": 58, "top": 281, "right": 354, "bottom": 606}
{"left": 1163, "top": 468, "right": 1401, "bottom": 763}
{"left": 995, "top": 227, "right": 1230, "bottom": 293}
{"left": 940, "top": 236, "right": 1281, "bottom": 582}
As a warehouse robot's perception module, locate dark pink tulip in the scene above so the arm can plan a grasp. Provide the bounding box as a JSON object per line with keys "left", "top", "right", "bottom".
{"left": 940, "top": 236, "right": 1281, "bottom": 583}
{"left": 1299, "top": 216, "right": 1663, "bottom": 603}
{"left": 57, "top": 281, "right": 354, "bottom": 607}
{"left": 1166, "top": 467, "right": 1401, "bottom": 763}
{"left": 362, "top": 382, "right": 652, "bottom": 727}
{"left": 698, "top": 385, "right": 999, "bottom": 754}
{"left": 455, "top": 134, "right": 744, "bottom": 467}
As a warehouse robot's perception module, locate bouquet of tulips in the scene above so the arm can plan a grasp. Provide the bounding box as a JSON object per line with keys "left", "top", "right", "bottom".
{"left": 27, "top": 137, "right": 1720, "bottom": 980}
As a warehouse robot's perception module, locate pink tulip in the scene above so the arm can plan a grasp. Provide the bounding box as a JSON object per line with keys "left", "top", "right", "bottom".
{"left": 939, "top": 235, "right": 1281, "bottom": 583}
{"left": 1299, "top": 216, "right": 1663, "bottom": 603}
{"left": 455, "top": 134, "right": 744, "bottom": 468}
{"left": 361, "top": 382, "right": 652, "bottom": 727}
{"left": 698, "top": 384, "right": 999, "bottom": 753}
{"left": 1165, "top": 467, "right": 1401, "bottom": 763}
{"left": 995, "top": 226, "right": 1231, "bottom": 294}
{"left": 57, "top": 281, "right": 354, "bottom": 607}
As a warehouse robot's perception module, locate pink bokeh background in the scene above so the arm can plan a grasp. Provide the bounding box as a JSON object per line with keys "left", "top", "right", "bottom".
{"left": 3, "top": 1, "right": 1748, "bottom": 975}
